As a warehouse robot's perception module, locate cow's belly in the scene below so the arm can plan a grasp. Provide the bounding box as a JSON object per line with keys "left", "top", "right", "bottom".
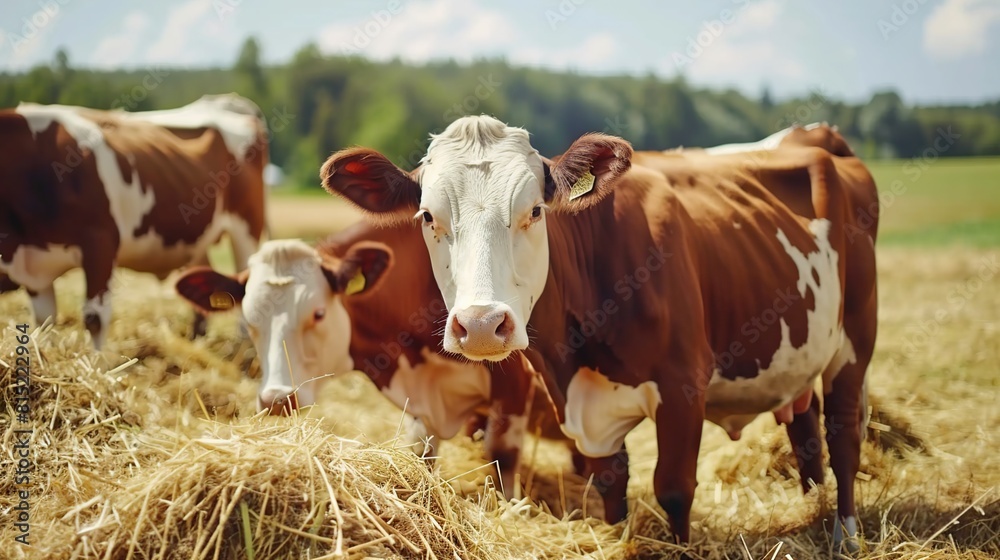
{"left": 115, "top": 211, "right": 243, "bottom": 277}
{"left": 0, "top": 244, "right": 82, "bottom": 291}
{"left": 705, "top": 326, "right": 845, "bottom": 435}
{"left": 705, "top": 218, "right": 844, "bottom": 435}
{"left": 379, "top": 348, "right": 491, "bottom": 440}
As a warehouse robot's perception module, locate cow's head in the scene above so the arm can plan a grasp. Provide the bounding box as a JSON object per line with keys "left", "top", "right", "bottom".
{"left": 321, "top": 115, "right": 632, "bottom": 361}
{"left": 174, "top": 239, "right": 392, "bottom": 414}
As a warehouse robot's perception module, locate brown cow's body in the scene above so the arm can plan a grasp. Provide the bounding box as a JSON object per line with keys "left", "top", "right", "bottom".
{"left": 0, "top": 96, "right": 267, "bottom": 347}
{"left": 521, "top": 145, "right": 877, "bottom": 545}
{"left": 320, "top": 117, "right": 878, "bottom": 552}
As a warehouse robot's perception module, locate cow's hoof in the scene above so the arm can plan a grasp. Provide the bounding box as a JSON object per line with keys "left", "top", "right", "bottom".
{"left": 401, "top": 417, "right": 435, "bottom": 460}
{"left": 498, "top": 468, "right": 521, "bottom": 501}
{"left": 832, "top": 515, "right": 861, "bottom": 556}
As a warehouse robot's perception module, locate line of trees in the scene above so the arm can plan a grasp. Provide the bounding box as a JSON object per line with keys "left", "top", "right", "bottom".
{"left": 3, "top": 39, "right": 999, "bottom": 188}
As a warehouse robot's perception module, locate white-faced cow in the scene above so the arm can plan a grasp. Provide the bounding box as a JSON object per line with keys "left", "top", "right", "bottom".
{"left": 319, "top": 116, "right": 879, "bottom": 553}
{"left": 174, "top": 219, "right": 580, "bottom": 493}
{"left": 0, "top": 96, "right": 267, "bottom": 348}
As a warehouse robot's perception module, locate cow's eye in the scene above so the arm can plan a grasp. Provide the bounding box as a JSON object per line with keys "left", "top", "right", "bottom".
{"left": 531, "top": 206, "right": 542, "bottom": 219}
{"left": 422, "top": 211, "right": 433, "bottom": 223}
{"left": 313, "top": 309, "right": 326, "bottom": 322}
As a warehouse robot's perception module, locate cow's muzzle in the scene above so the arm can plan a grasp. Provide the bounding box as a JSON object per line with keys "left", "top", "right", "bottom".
{"left": 259, "top": 386, "right": 299, "bottom": 416}
{"left": 447, "top": 303, "right": 517, "bottom": 360}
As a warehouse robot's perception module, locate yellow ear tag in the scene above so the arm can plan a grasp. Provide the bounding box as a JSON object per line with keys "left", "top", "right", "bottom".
{"left": 568, "top": 171, "right": 595, "bottom": 201}
{"left": 209, "top": 291, "right": 235, "bottom": 310}
{"left": 344, "top": 270, "right": 366, "bottom": 296}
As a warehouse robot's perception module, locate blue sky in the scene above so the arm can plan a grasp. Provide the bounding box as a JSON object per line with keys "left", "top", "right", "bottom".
{"left": 1, "top": 0, "right": 998, "bottom": 104}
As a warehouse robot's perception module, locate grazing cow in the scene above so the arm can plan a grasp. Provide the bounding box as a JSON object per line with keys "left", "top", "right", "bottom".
{"left": 702, "top": 122, "right": 855, "bottom": 158}
{"left": 0, "top": 96, "right": 267, "bottom": 348}
{"left": 174, "top": 219, "right": 580, "bottom": 492}
{"left": 319, "top": 116, "right": 879, "bottom": 553}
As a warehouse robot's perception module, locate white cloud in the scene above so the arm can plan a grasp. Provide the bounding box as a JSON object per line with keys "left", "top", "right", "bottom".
{"left": 317, "top": 0, "right": 622, "bottom": 74}
{"left": 663, "top": 0, "right": 804, "bottom": 83}
{"left": 0, "top": 5, "right": 63, "bottom": 70}
{"left": 145, "top": 0, "right": 216, "bottom": 64}
{"left": 90, "top": 12, "right": 150, "bottom": 68}
{"left": 512, "top": 32, "right": 620, "bottom": 70}
{"left": 739, "top": 0, "right": 782, "bottom": 29}
{"left": 318, "top": 0, "right": 516, "bottom": 62}
{"left": 924, "top": 0, "right": 1000, "bottom": 60}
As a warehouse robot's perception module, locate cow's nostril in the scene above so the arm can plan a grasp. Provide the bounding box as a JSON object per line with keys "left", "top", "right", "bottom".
{"left": 495, "top": 311, "right": 514, "bottom": 340}
{"left": 451, "top": 316, "right": 469, "bottom": 340}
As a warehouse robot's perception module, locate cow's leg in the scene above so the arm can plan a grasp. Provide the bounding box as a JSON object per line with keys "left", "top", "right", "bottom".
{"left": 484, "top": 403, "right": 527, "bottom": 500}
{"left": 26, "top": 285, "right": 56, "bottom": 327}
{"left": 826, "top": 312, "right": 876, "bottom": 555}
{"left": 81, "top": 245, "right": 115, "bottom": 350}
{"left": 584, "top": 447, "right": 630, "bottom": 523}
{"left": 463, "top": 413, "right": 489, "bottom": 439}
{"left": 570, "top": 445, "right": 586, "bottom": 475}
{"left": 784, "top": 389, "right": 825, "bottom": 492}
{"left": 401, "top": 414, "right": 437, "bottom": 461}
{"left": 826, "top": 360, "right": 865, "bottom": 554}
{"left": 653, "top": 379, "right": 705, "bottom": 544}
{"left": 482, "top": 358, "right": 536, "bottom": 500}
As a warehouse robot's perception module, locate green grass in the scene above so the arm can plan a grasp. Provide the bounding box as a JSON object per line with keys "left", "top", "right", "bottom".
{"left": 269, "top": 156, "right": 1000, "bottom": 246}
{"left": 866, "top": 156, "right": 1000, "bottom": 247}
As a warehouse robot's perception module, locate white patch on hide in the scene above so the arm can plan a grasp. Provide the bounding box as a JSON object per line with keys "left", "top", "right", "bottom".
{"left": 706, "top": 218, "right": 843, "bottom": 435}
{"left": 381, "top": 348, "right": 491, "bottom": 440}
{"left": 561, "top": 368, "right": 660, "bottom": 457}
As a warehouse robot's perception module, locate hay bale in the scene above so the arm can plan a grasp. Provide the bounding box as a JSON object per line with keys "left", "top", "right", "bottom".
{"left": 42, "top": 418, "right": 516, "bottom": 559}
{"left": 0, "top": 321, "right": 146, "bottom": 516}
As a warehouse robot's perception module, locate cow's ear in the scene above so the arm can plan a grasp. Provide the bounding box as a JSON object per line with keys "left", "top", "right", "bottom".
{"left": 321, "top": 241, "right": 393, "bottom": 297}
{"left": 321, "top": 147, "right": 421, "bottom": 225}
{"left": 543, "top": 133, "right": 632, "bottom": 212}
{"left": 175, "top": 267, "right": 248, "bottom": 313}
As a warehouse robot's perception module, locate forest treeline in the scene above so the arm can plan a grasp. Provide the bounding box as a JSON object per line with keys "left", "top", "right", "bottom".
{"left": 2, "top": 39, "right": 999, "bottom": 188}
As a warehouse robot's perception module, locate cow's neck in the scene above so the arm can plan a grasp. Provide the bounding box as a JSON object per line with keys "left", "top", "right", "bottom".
{"left": 530, "top": 193, "right": 645, "bottom": 384}
{"left": 333, "top": 222, "right": 444, "bottom": 388}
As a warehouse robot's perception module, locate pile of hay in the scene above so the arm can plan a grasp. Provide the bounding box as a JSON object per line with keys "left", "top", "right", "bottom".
{"left": 0, "top": 301, "right": 621, "bottom": 560}
{"left": 2, "top": 246, "right": 1000, "bottom": 559}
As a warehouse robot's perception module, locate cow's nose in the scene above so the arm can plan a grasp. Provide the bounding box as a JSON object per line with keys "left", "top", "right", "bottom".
{"left": 259, "top": 386, "right": 298, "bottom": 416}
{"left": 450, "top": 304, "right": 515, "bottom": 357}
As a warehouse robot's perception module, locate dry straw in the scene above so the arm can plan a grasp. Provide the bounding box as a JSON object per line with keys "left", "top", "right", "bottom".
{"left": 2, "top": 247, "right": 999, "bottom": 559}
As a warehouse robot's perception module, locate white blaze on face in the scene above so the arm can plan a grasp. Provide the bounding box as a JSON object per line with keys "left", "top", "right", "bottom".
{"left": 240, "top": 241, "right": 353, "bottom": 411}
{"left": 417, "top": 117, "right": 551, "bottom": 361}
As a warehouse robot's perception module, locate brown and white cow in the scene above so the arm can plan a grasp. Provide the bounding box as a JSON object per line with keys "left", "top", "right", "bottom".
{"left": 173, "top": 219, "right": 579, "bottom": 493}
{"left": 319, "top": 116, "right": 879, "bottom": 552}
{"left": 0, "top": 96, "right": 267, "bottom": 348}
{"left": 702, "top": 121, "right": 855, "bottom": 158}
